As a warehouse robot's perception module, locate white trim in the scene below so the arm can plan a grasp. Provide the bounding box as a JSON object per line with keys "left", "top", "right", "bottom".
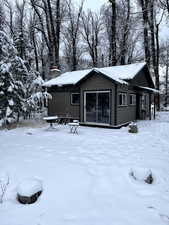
{"left": 84, "top": 90, "right": 110, "bottom": 94}
{"left": 84, "top": 90, "right": 111, "bottom": 124}
{"left": 71, "top": 93, "right": 80, "bottom": 105}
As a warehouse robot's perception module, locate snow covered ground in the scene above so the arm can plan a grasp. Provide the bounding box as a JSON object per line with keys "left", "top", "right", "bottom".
{"left": 0, "top": 112, "right": 169, "bottom": 225}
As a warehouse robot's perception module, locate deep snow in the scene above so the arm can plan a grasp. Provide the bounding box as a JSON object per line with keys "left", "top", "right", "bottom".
{"left": 0, "top": 112, "right": 169, "bottom": 225}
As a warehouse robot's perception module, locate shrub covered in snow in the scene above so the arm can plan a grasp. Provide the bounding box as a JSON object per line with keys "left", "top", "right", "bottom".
{"left": 128, "top": 122, "right": 138, "bottom": 133}
{"left": 130, "top": 168, "right": 153, "bottom": 184}
{"left": 17, "top": 178, "right": 43, "bottom": 204}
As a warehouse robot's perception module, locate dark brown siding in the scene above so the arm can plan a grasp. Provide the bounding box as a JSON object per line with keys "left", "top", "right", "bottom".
{"left": 116, "top": 85, "right": 137, "bottom": 125}
{"left": 130, "top": 70, "right": 150, "bottom": 87}
{"left": 48, "top": 89, "right": 80, "bottom": 119}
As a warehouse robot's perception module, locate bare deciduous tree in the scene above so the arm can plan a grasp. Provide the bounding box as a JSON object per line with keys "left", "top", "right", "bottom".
{"left": 62, "top": 0, "right": 84, "bottom": 71}
{"left": 119, "top": 0, "right": 131, "bottom": 65}
{"left": 3, "top": 0, "right": 14, "bottom": 36}
{"left": 0, "top": 0, "right": 5, "bottom": 31}
{"left": 81, "top": 10, "right": 103, "bottom": 67}
{"left": 30, "top": 0, "right": 61, "bottom": 70}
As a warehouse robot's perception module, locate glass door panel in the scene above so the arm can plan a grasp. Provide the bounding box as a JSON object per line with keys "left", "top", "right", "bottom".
{"left": 85, "top": 91, "right": 110, "bottom": 124}
{"left": 98, "top": 92, "right": 110, "bottom": 124}
{"left": 85, "top": 93, "right": 97, "bottom": 122}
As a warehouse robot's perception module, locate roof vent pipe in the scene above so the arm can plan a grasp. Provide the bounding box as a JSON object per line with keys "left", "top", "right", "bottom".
{"left": 50, "top": 66, "right": 61, "bottom": 78}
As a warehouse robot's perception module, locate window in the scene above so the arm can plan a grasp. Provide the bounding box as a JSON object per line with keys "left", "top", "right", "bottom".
{"left": 118, "top": 93, "right": 127, "bottom": 106}
{"left": 71, "top": 93, "right": 80, "bottom": 105}
{"left": 141, "top": 94, "right": 146, "bottom": 110}
{"left": 129, "top": 94, "right": 136, "bottom": 105}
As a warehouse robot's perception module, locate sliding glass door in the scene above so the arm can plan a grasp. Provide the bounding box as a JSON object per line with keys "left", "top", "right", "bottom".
{"left": 84, "top": 91, "right": 110, "bottom": 124}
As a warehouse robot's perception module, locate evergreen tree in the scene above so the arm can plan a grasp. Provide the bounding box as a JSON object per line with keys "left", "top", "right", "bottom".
{"left": 0, "top": 31, "right": 49, "bottom": 126}
{"left": 0, "top": 31, "right": 25, "bottom": 125}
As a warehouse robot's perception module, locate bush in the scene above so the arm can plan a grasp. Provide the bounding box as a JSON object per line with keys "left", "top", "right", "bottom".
{"left": 128, "top": 122, "right": 138, "bottom": 133}
{"left": 130, "top": 168, "right": 153, "bottom": 184}
{"left": 17, "top": 178, "right": 43, "bottom": 204}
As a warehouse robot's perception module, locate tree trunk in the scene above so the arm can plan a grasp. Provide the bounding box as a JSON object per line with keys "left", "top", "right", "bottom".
{"left": 47, "top": 0, "right": 57, "bottom": 67}
{"left": 55, "top": 0, "right": 60, "bottom": 68}
{"left": 72, "top": 38, "right": 77, "bottom": 71}
{"left": 165, "top": 51, "right": 169, "bottom": 107}
{"left": 32, "top": 30, "right": 39, "bottom": 71}
{"left": 140, "top": 0, "right": 151, "bottom": 67}
{"left": 155, "top": 21, "right": 160, "bottom": 110}
{"left": 120, "top": 0, "right": 130, "bottom": 65}
{"left": 109, "top": 0, "right": 116, "bottom": 66}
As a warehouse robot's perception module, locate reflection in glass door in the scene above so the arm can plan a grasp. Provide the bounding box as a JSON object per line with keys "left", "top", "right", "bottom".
{"left": 84, "top": 91, "right": 110, "bottom": 124}
{"left": 85, "top": 93, "right": 97, "bottom": 123}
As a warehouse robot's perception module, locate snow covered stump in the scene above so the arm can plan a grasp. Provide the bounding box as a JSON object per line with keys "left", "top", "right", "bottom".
{"left": 130, "top": 168, "right": 154, "bottom": 184}
{"left": 17, "top": 179, "right": 43, "bottom": 204}
{"left": 128, "top": 122, "right": 138, "bottom": 133}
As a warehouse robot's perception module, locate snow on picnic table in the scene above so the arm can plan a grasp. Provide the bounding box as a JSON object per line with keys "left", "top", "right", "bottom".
{"left": 0, "top": 112, "right": 169, "bottom": 225}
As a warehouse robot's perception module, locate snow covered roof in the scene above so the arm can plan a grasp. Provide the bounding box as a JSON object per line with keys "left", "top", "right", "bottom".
{"left": 43, "top": 62, "right": 147, "bottom": 87}
{"left": 44, "top": 69, "right": 92, "bottom": 87}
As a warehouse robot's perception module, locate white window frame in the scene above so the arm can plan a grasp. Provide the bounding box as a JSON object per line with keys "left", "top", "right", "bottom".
{"left": 129, "top": 94, "right": 136, "bottom": 106}
{"left": 118, "top": 93, "right": 128, "bottom": 106}
{"left": 71, "top": 93, "right": 80, "bottom": 105}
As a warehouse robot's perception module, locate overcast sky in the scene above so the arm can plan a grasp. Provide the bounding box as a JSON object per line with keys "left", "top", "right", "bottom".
{"left": 76, "top": 0, "right": 107, "bottom": 11}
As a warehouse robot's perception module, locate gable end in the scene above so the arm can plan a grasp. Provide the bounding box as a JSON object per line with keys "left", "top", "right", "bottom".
{"left": 129, "top": 65, "right": 154, "bottom": 88}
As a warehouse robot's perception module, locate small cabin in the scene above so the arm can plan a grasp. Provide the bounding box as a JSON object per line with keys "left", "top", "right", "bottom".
{"left": 44, "top": 62, "right": 158, "bottom": 128}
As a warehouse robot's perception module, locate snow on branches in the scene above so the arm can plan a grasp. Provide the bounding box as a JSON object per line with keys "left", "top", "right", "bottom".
{"left": 0, "top": 31, "right": 50, "bottom": 127}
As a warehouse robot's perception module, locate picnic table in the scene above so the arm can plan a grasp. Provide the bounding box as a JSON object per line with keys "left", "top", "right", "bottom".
{"left": 58, "top": 116, "right": 74, "bottom": 125}
{"left": 43, "top": 116, "right": 75, "bottom": 127}
{"left": 43, "top": 116, "right": 59, "bottom": 128}
{"left": 43, "top": 116, "right": 79, "bottom": 133}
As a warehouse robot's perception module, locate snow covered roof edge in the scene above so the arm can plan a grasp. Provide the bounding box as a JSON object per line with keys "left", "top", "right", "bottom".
{"left": 138, "top": 86, "right": 160, "bottom": 94}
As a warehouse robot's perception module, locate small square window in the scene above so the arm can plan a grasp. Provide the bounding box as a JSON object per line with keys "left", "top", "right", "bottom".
{"left": 118, "top": 93, "right": 127, "bottom": 106}
{"left": 129, "top": 94, "right": 136, "bottom": 105}
{"left": 71, "top": 93, "right": 80, "bottom": 105}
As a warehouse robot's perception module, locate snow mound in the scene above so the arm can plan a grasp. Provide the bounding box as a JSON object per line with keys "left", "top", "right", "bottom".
{"left": 130, "top": 168, "right": 153, "bottom": 184}
{"left": 17, "top": 178, "right": 43, "bottom": 197}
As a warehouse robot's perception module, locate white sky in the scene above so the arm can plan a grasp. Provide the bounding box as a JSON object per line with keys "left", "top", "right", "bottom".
{"left": 75, "top": 0, "right": 108, "bottom": 11}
